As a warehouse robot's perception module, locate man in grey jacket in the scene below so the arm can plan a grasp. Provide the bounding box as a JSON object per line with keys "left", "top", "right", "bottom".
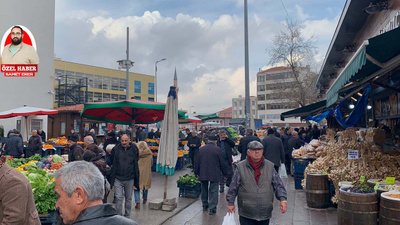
{"left": 226, "top": 141, "right": 287, "bottom": 225}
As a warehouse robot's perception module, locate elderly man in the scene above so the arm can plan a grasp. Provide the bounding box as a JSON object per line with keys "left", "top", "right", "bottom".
{"left": 227, "top": 141, "right": 287, "bottom": 225}
{"left": 87, "top": 129, "right": 97, "bottom": 145}
{"left": 27, "top": 130, "right": 42, "bottom": 158}
{"left": 217, "top": 130, "right": 235, "bottom": 192}
{"left": 188, "top": 131, "right": 201, "bottom": 171}
{"left": 38, "top": 129, "right": 46, "bottom": 142}
{"left": 68, "top": 135, "right": 84, "bottom": 162}
{"left": 195, "top": 131, "right": 227, "bottom": 215}
{"left": 238, "top": 129, "right": 260, "bottom": 161}
{"left": 110, "top": 134, "right": 139, "bottom": 218}
{"left": 262, "top": 128, "right": 285, "bottom": 173}
{"left": 54, "top": 161, "right": 137, "bottom": 224}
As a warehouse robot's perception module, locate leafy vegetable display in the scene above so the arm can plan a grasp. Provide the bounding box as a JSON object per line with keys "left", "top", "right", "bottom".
{"left": 177, "top": 174, "right": 200, "bottom": 187}
{"left": 342, "top": 185, "right": 375, "bottom": 194}
{"left": 226, "top": 127, "right": 239, "bottom": 140}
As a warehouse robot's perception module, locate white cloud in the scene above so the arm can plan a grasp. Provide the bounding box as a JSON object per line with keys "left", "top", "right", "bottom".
{"left": 296, "top": 5, "right": 309, "bottom": 21}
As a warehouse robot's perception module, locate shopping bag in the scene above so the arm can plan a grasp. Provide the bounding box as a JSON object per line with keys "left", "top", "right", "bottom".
{"left": 279, "top": 163, "right": 288, "bottom": 178}
{"left": 222, "top": 212, "right": 236, "bottom": 225}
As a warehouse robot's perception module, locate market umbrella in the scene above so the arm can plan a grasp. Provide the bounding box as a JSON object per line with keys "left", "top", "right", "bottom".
{"left": 0, "top": 105, "right": 58, "bottom": 141}
{"left": 195, "top": 113, "right": 219, "bottom": 121}
{"left": 80, "top": 99, "right": 187, "bottom": 125}
{"left": 178, "top": 114, "right": 202, "bottom": 124}
{"left": 156, "top": 86, "right": 179, "bottom": 199}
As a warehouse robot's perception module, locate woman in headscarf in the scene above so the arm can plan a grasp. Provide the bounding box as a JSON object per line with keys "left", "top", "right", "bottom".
{"left": 134, "top": 141, "right": 153, "bottom": 209}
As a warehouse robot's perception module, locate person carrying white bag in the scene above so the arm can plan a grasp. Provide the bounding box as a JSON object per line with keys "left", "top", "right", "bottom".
{"left": 226, "top": 141, "right": 287, "bottom": 225}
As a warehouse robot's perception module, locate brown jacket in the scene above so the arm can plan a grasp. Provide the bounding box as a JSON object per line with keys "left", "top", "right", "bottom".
{"left": 137, "top": 143, "right": 153, "bottom": 190}
{"left": 0, "top": 164, "right": 41, "bottom": 225}
{"left": 1, "top": 43, "right": 39, "bottom": 64}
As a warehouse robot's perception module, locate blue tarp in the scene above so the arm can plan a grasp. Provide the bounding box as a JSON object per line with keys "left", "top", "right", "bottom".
{"left": 305, "top": 110, "right": 334, "bottom": 123}
{"left": 334, "top": 85, "right": 371, "bottom": 128}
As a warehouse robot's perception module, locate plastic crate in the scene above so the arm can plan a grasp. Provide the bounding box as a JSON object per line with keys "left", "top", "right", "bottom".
{"left": 175, "top": 157, "right": 183, "bottom": 170}
{"left": 294, "top": 172, "right": 304, "bottom": 179}
{"left": 292, "top": 158, "right": 315, "bottom": 174}
{"left": 294, "top": 177, "right": 303, "bottom": 190}
{"left": 39, "top": 210, "right": 57, "bottom": 225}
{"left": 178, "top": 183, "right": 201, "bottom": 199}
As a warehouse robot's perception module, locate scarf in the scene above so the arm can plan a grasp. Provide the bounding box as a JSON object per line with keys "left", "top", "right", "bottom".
{"left": 247, "top": 156, "right": 264, "bottom": 184}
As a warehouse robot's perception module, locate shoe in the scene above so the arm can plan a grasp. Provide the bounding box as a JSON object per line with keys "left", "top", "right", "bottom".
{"left": 135, "top": 203, "right": 140, "bottom": 209}
{"left": 203, "top": 207, "right": 208, "bottom": 211}
{"left": 209, "top": 209, "right": 216, "bottom": 215}
{"left": 143, "top": 199, "right": 147, "bottom": 204}
{"left": 219, "top": 189, "right": 224, "bottom": 193}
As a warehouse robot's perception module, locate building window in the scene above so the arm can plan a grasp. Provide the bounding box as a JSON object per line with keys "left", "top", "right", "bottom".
{"left": 239, "top": 110, "right": 242, "bottom": 115}
{"left": 120, "top": 79, "right": 127, "bottom": 92}
{"left": 148, "top": 97, "right": 154, "bottom": 102}
{"left": 94, "top": 92, "right": 102, "bottom": 102}
{"left": 239, "top": 101, "right": 242, "bottom": 107}
{"left": 252, "top": 101, "right": 255, "bottom": 106}
{"left": 258, "top": 94, "right": 265, "bottom": 101}
{"left": 61, "top": 122, "right": 66, "bottom": 136}
{"left": 257, "top": 84, "right": 265, "bottom": 91}
{"left": 134, "top": 81, "right": 141, "bottom": 93}
{"left": 84, "top": 74, "right": 94, "bottom": 88}
{"left": 111, "top": 78, "right": 119, "bottom": 91}
{"left": 119, "top": 95, "right": 126, "bottom": 100}
{"left": 134, "top": 96, "right": 141, "bottom": 100}
{"left": 234, "top": 102, "right": 237, "bottom": 107}
{"left": 103, "top": 77, "right": 110, "bottom": 90}
{"left": 112, "top": 94, "right": 119, "bottom": 101}
{"left": 30, "top": 119, "right": 42, "bottom": 132}
{"left": 252, "top": 109, "right": 255, "bottom": 114}
{"left": 94, "top": 75, "right": 102, "bottom": 89}
{"left": 258, "top": 104, "right": 265, "bottom": 110}
{"left": 103, "top": 93, "right": 110, "bottom": 101}
{"left": 148, "top": 83, "right": 154, "bottom": 95}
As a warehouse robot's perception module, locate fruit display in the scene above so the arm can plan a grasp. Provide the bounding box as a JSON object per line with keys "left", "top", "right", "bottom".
{"left": 149, "top": 145, "right": 159, "bottom": 150}
{"left": 181, "top": 141, "right": 188, "bottom": 145}
{"left": 303, "top": 128, "right": 400, "bottom": 203}
{"left": 42, "top": 144, "right": 55, "bottom": 149}
{"left": 292, "top": 140, "right": 325, "bottom": 158}
{"left": 383, "top": 193, "right": 400, "bottom": 199}
{"left": 56, "top": 136, "right": 68, "bottom": 145}
{"left": 146, "top": 139, "right": 160, "bottom": 144}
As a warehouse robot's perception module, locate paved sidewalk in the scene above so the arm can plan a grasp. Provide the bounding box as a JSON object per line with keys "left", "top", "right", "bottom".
{"left": 163, "top": 176, "right": 338, "bottom": 225}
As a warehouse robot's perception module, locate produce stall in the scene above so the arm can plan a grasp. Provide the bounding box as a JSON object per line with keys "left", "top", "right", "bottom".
{"left": 147, "top": 138, "right": 188, "bottom": 172}
{"left": 5, "top": 154, "right": 67, "bottom": 224}
{"left": 176, "top": 174, "right": 201, "bottom": 199}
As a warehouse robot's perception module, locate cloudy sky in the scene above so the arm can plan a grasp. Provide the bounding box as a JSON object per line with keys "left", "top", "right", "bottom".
{"left": 54, "top": 0, "right": 345, "bottom": 114}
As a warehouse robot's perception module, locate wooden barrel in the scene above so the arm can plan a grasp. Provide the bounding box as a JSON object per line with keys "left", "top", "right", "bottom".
{"left": 337, "top": 188, "right": 378, "bottom": 225}
{"left": 380, "top": 192, "right": 400, "bottom": 225}
{"left": 305, "top": 172, "right": 330, "bottom": 208}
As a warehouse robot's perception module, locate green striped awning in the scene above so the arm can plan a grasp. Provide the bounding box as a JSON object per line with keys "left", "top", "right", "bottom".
{"left": 326, "top": 27, "right": 400, "bottom": 107}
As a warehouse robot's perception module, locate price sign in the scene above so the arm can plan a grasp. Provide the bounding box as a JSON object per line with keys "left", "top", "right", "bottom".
{"left": 386, "top": 177, "right": 395, "bottom": 184}
{"left": 348, "top": 149, "right": 359, "bottom": 159}
{"left": 360, "top": 176, "right": 365, "bottom": 182}
{"left": 374, "top": 183, "right": 380, "bottom": 191}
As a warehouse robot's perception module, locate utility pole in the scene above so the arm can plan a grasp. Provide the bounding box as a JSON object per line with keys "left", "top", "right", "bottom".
{"left": 244, "top": 0, "right": 250, "bottom": 128}
{"left": 117, "top": 27, "right": 134, "bottom": 100}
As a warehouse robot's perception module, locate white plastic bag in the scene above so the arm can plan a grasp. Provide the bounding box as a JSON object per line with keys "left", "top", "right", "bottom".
{"left": 279, "top": 163, "right": 288, "bottom": 178}
{"left": 222, "top": 213, "right": 236, "bottom": 225}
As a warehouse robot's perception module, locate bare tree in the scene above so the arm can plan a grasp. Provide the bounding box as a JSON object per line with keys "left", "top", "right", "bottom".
{"left": 267, "top": 19, "right": 319, "bottom": 107}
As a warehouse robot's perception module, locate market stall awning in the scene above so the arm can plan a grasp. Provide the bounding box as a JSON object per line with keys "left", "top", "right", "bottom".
{"left": 195, "top": 113, "right": 219, "bottom": 121}
{"left": 178, "top": 114, "right": 202, "bottom": 124}
{"left": 81, "top": 99, "right": 187, "bottom": 125}
{"left": 280, "top": 100, "right": 327, "bottom": 121}
{"left": 326, "top": 27, "right": 400, "bottom": 107}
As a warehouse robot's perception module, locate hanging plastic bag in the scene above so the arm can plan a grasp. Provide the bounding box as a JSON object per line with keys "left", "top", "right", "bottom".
{"left": 222, "top": 212, "right": 236, "bottom": 225}
{"left": 279, "top": 163, "right": 288, "bottom": 178}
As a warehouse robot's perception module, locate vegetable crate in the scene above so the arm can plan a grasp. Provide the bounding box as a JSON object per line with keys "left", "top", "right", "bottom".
{"left": 293, "top": 158, "right": 316, "bottom": 174}
{"left": 178, "top": 183, "right": 201, "bottom": 199}
{"left": 39, "top": 210, "right": 57, "bottom": 225}
{"left": 175, "top": 157, "right": 183, "bottom": 170}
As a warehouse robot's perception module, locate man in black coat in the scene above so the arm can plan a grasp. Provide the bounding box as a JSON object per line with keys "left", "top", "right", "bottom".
{"left": 288, "top": 131, "right": 302, "bottom": 154}
{"left": 68, "top": 135, "right": 84, "bottom": 162}
{"left": 155, "top": 128, "right": 161, "bottom": 139}
{"left": 195, "top": 132, "right": 227, "bottom": 215}
{"left": 148, "top": 129, "right": 155, "bottom": 139}
{"left": 216, "top": 130, "right": 235, "bottom": 192}
{"left": 4, "top": 130, "right": 24, "bottom": 158}
{"left": 238, "top": 129, "right": 261, "bottom": 161}
{"left": 110, "top": 134, "right": 139, "bottom": 218}
{"left": 27, "top": 130, "right": 42, "bottom": 158}
{"left": 262, "top": 128, "right": 285, "bottom": 173}
{"left": 280, "top": 128, "right": 292, "bottom": 175}
{"left": 38, "top": 129, "right": 46, "bottom": 142}
{"left": 188, "top": 131, "right": 201, "bottom": 170}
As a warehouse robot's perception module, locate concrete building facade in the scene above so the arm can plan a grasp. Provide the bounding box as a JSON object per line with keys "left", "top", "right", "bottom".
{"left": 232, "top": 95, "right": 257, "bottom": 119}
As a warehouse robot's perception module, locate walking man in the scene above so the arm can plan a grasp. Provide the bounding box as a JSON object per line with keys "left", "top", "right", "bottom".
{"left": 110, "top": 134, "right": 139, "bottom": 218}
{"left": 238, "top": 129, "right": 260, "bottom": 161}
{"left": 262, "top": 129, "right": 285, "bottom": 173}
{"left": 27, "top": 130, "right": 42, "bottom": 158}
{"left": 195, "top": 131, "right": 227, "bottom": 215}
{"left": 217, "top": 130, "right": 235, "bottom": 192}
{"left": 227, "top": 141, "right": 287, "bottom": 225}
{"left": 188, "top": 131, "right": 201, "bottom": 171}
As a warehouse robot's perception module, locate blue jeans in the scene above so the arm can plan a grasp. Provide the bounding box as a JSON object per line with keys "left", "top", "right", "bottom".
{"left": 134, "top": 189, "right": 148, "bottom": 203}
{"left": 201, "top": 181, "right": 219, "bottom": 211}
{"left": 114, "top": 178, "right": 134, "bottom": 218}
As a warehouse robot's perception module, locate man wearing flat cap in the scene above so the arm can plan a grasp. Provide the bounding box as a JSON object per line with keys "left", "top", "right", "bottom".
{"left": 226, "top": 141, "right": 287, "bottom": 225}
{"left": 67, "top": 135, "right": 84, "bottom": 162}
{"left": 195, "top": 131, "right": 227, "bottom": 215}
